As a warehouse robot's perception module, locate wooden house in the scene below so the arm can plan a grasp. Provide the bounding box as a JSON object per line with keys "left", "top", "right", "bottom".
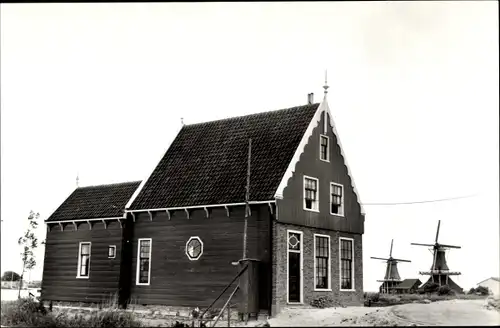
{"left": 42, "top": 90, "right": 366, "bottom": 316}
{"left": 41, "top": 181, "right": 141, "bottom": 303}
{"left": 392, "top": 279, "right": 421, "bottom": 294}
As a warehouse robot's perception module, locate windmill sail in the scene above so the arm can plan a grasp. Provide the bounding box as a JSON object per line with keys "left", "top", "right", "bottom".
{"left": 411, "top": 220, "right": 463, "bottom": 293}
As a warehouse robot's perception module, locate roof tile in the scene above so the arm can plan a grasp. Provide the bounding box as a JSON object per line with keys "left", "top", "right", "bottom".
{"left": 129, "top": 104, "right": 319, "bottom": 210}
{"left": 46, "top": 181, "right": 141, "bottom": 222}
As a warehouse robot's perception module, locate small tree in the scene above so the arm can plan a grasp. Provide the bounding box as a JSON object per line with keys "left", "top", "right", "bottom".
{"left": 17, "top": 211, "right": 40, "bottom": 299}
{"left": 1, "top": 271, "right": 21, "bottom": 281}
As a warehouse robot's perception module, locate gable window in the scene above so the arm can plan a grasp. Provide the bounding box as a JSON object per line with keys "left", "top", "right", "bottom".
{"left": 330, "top": 183, "right": 344, "bottom": 216}
{"left": 314, "top": 234, "right": 331, "bottom": 290}
{"left": 304, "top": 176, "right": 319, "bottom": 211}
{"left": 77, "top": 242, "right": 91, "bottom": 279}
{"left": 340, "top": 238, "right": 354, "bottom": 291}
{"left": 108, "top": 245, "right": 116, "bottom": 259}
{"left": 136, "top": 238, "right": 152, "bottom": 285}
{"left": 186, "top": 237, "right": 203, "bottom": 261}
{"left": 320, "top": 135, "right": 329, "bottom": 162}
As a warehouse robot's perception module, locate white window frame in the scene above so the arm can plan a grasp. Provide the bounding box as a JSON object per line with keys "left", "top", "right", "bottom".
{"left": 108, "top": 245, "right": 116, "bottom": 259}
{"left": 286, "top": 229, "right": 304, "bottom": 304}
{"left": 339, "top": 237, "right": 355, "bottom": 292}
{"left": 330, "top": 182, "right": 345, "bottom": 217}
{"left": 319, "top": 134, "right": 330, "bottom": 162}
{"left": 185, "top": 236, "right": 204, "bottom": 261}
{"left": 313, "top": 234, "right": 331, "bottom": 291}
{"left": 303, "top": 175, "right": 319, "bottom": 212}
{"left": 136, "top": 238, "right": 152, "bottom": 286}
{"left": 76, "top": 241, "right": 91, "bottom": 279}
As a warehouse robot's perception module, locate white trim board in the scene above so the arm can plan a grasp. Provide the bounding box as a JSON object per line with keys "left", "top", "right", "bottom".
{"left": 45, "top": 217, "right": 124, "bottom": 224}
{"left": 339, "top": 237, "right": 355, "bottom": 292}
{"left": 76, "top": 241, "right": 91, "bottom": 279}
{"left": 313, "top": 233, "right": 332, "bottom": 291}
{"left": 136, "top": 238, "right": 153, "bottom": 286}
{"left": 286, "top": 229, "right": 304, "bottom": 304}
{"left": 274, "top": 96, "right": 365, "bottom": 215}
{"left": 125, "top": 200, "right": 275, "bottom": 214}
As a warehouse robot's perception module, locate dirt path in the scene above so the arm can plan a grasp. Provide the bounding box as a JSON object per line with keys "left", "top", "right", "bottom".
{"left": 389, "top": 299, "right": 499, "bottom": 326}
{"left": 264, "top": 299, "right": 500, "bottom": 326}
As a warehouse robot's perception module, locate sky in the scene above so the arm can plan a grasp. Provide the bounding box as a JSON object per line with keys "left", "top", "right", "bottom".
{"left": 1, "top": 2, "right": 498, "bottom": 292}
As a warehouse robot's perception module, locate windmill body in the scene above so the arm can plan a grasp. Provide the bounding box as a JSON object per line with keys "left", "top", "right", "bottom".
{"left": 411, "top": 220, "right": 463, "bottom": 293}
{"left": 371, "top": 239, "right": 411, "bottom": 294}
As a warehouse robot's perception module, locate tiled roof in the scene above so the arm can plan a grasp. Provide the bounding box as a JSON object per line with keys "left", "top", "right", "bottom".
{"left": 46, "top": 181, "right": 141, "bottom": 222}
{"left": 394, "top": 278, "right": 421, "bottom": 289}
{"left": 129, "top": 103, "right": 320, "bottom": 210}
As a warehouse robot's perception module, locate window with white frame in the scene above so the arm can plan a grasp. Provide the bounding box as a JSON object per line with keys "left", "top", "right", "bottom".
{"left": 320, "top": 135, "right": 329, "bottom": 162}
{"left": 304, "top": 176, "right": 319, "bottom": 211}
{"left": 314, "top": 235, "right": 330, "bottom": 290}
{"left": 340, "top": 238, "right": 354, "bottom": 290}
{"left": 77, "top": 242, "right": 91, "bottom": 278}
{"left": 330, "top": 183, "right": 344, "bottom": 216}
{"left": 186, "top": 237, "right": 203, "bottom": 260}
{"left": 136, "top": 239, "right": 152, "bottom": 285}
{"left": 108, "top": 245, "right": 116, "bottom": 259}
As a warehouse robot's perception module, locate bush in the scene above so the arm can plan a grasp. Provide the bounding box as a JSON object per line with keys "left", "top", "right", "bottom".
{"left": 476, "top": 286, "right": 490, "bottom": 296}
{"left": 424, "top": 282, "right": 440, "bottom": 294}
{"left": 366, "top": 292, "right": 380, "bottom": 303}
{"left": 437, "top": 285, "right": 454, "bottom": 296}
{"left": 1, "top": 297, "right": 142, "bottom": 328}
{"left": 310, "top": 296, "right": 335, "bottom": 309}
{"left": 1, "top": 298, "right": 51, "bottom": 327}
{"left": 468, "top": 288, "right": 476, "bottom": 295}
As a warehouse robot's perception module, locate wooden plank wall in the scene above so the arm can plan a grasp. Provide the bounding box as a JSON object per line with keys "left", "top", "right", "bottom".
{"left": 277, "top": 112, "right": 364, "bottom": 234}
{"left": 41, "top": 221, "right": 123, "bottom": 303}
{"left": 123, "top": 204, "right": 271, "bottom": 310}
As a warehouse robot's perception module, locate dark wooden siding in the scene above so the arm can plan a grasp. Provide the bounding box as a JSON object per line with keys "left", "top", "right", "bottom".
{"left": 124, "top": 204, "right": 271, "bottom": 309}
{"left": 277, "top": 112, "right": 364, "bottom": 234}
{"left": 41, "top": 221, "right": 123, "bottom": 303}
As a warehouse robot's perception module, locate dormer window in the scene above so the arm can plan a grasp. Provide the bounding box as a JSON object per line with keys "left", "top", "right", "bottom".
{"left": 304, "top": 176, "right": 319, "bottom": 212}
{"left": 320, "top": 135, "right": 329, "bottom": 162}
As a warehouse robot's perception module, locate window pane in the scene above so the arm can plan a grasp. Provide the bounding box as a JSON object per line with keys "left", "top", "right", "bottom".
{"left": 81, "top": 244, "right": 90, "bottom": 255}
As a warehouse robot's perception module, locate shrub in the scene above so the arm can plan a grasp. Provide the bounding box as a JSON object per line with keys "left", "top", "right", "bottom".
{"left": 1, "top": 298, "right": 52, "bottom": 327}
{"left": 476, "top": 286, "right": 490, "bottom": 296}
{"left": 366, "top": 292, "right": 380, "bottom": 303}
{"left": 1, "top": 297, "right": 142, "bottom": 328}
{"left": 310, "top": 296, "right": 335, "bottom": 309}
{"left": 468, "top": 288, "right": 476, "bottom": 295}
{"left": 62, "top": 309, "right": 142, "bottom": 328}
{"left": 424, "top": 282, "right": 439, "bottom": 294}
{"left": 437, "top": 285, "right": 453, "bottom": 296}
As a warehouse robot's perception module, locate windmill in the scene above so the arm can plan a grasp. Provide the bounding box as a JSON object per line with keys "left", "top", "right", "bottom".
{"left": 371, "top": 239, "right": 411, "bottom": 294}
{"left": 411, "top": 220, "right": 463, "bottom": 293}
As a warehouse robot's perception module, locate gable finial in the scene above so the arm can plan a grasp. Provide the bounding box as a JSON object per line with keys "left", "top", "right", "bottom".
{"left": 181, "top": 117, "right": 184, "bottom": 126}
{"left": 76, "top": 172, "right": 79, "bottom": 188}
{"left": 323, "top": 70, "right": 329, "bottom": 96}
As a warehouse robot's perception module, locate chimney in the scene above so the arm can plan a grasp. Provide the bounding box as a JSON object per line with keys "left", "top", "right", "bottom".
{"left": 307, "top": 93, "right": 314, "bottom": 105}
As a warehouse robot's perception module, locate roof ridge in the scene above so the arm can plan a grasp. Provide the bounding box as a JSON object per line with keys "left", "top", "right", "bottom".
{"left": 77, "top": 180, "right": 142, "bottom": 189}
{"left": 184, "top": 103, "right": 320, "bottom": 128}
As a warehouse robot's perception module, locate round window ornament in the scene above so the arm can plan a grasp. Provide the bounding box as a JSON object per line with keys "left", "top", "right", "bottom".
{"left": 186, "top": 236, "right": 203, "bottom": 260}
{"left": 288, "top": 234, "right": 300, "bottom": 248}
